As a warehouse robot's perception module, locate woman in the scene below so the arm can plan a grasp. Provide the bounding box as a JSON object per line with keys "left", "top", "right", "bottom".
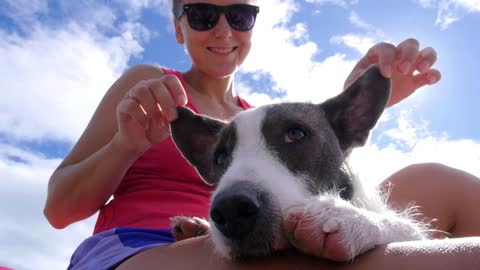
{"left": 44, "top": 0, "right": 480, "bottom": 269}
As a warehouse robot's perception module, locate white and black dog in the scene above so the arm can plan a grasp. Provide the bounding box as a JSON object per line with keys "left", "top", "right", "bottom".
{"left": 170, "top": 65, "right": 428, "bottom": 261}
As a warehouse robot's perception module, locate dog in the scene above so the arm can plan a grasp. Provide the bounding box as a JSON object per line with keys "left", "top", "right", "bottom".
{"left": 169, "top": 65, "right": 428, "bottom": 262}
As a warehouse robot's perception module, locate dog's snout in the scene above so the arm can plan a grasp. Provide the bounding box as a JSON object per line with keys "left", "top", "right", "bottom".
{"left": 210, "top": 187, "right": 261, "bottom": 240}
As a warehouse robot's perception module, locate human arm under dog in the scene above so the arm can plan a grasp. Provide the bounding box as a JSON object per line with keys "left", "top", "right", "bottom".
{"left": 117, "top": 236, "right": 480, "bottom": 270}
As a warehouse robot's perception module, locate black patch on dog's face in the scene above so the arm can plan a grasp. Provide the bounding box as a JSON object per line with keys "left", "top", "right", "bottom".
{"left": 259, "top": 65, "right": 390, "bottom": 200}
{"left": 170, "top": 107, "right": 232, "bottom": 185}
{"left": 209, "top": 124, "right": 238, "bottom": 183}
{"left": 262, "top": 103, "right": 353, "bottom": 199}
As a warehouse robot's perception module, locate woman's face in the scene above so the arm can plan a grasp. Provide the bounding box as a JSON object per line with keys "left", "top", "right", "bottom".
{"left": 174, "top": 0, "right": 258, "bottom": 78}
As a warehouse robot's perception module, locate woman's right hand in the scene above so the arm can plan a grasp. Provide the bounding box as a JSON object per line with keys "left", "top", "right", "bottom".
{"left": 115, "top": 74, "right": 188, "bottom": 154}
{"left": 45, "top": 65, "right": 189, "bottom": 229}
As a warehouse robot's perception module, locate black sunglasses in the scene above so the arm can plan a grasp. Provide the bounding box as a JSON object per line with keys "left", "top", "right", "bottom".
{"left": 176, "top": 3, "right": 260, "bottom": 32}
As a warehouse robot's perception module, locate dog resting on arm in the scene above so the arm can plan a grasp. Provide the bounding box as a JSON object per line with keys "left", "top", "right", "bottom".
{"left": 169, "top": 65, "right": 428, "bottom": 262}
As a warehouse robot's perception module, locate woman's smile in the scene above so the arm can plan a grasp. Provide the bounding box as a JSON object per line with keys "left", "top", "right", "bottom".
{"left": 207, "top": 46, "right": 239, "bottom": 55}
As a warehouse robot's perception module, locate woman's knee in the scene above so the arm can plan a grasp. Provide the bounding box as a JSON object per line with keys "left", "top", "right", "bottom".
{"left": 383, "top": 162, "right": 480, "bottom": 237}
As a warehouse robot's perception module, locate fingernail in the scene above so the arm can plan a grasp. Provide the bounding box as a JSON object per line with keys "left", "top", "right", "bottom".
{"left": 156, "top": 117, "right": 165, "bottom": 128}
{"left": 382, "top": 65, "right": 392, "bottom": 77}
{"left": 168, "top": 108, "right": 178, "bottom": 121}
{"left": 196, "top": 228, "right": 207, "bottom": 236}
{"left": 427, "top": 74, "right": 438, "bottom": 85}
{"left": 419, "top": 61, "right": 429, "bottom": 72}
{"left": 177, "top": 94, "right": 188, "bottom": 106}
{"left": 398, "top": 61, "right": 411, "bottom": 75}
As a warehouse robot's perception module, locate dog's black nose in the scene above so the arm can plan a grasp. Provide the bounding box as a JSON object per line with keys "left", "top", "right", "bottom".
{"left": 210, "top": 185, "right": 261, "bottom": 240}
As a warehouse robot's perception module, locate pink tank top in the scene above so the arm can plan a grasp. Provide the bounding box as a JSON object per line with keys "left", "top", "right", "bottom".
{"left": 93, "top": 68, "right": 252, "bottom": 234}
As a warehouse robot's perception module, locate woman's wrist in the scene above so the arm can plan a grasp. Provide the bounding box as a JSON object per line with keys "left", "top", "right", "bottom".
{"left": 110, "top": 132, "right": 151, "bottom": 160}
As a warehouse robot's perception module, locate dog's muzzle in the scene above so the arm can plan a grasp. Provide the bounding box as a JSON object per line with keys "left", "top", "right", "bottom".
{"left": 209, "top": 181, "right": 282, "bottom": 259}
{"left": 210, "top": 183, "right": 261, "bottom": 240}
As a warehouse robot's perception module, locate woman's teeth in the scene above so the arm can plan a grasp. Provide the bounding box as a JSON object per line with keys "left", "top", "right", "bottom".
{"left": 209, "top": 47, "right": 237, "bottom": 53}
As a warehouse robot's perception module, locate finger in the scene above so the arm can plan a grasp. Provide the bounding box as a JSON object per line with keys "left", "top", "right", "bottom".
{"left": 128, "top": 82, "right": 161, "bottom": 121}
{"left": 343, "top": 42, "right": 395, "bottom": 89}
{"left": 146, "top": 114, "right": 170, "bottom": 144}
{"left": 411, "top": 68, "right": 441, "bottom": 89}
{"left": 396, "top": 38, "right": 420, "bottom": 75}
{"left": 161, "top": 74, "right": 188, "bottom": 106}
{"left": 368, "top": 42, "right": 397, "bottom": 77}
{"left": 148, "top": 79, "right": 179, "bottom": 122}
{"left": 116, "top": 98, "right": 149, "bottom": 129}
{"left": 415, "top": 47, "right": 438, "bottom": 73}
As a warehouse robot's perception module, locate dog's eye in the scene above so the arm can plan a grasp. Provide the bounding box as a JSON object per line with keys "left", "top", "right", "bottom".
{"left": 215, "top": 151, "right": 228, "bottom": 166}
{"left": 284, "top": 128, "right": 305, "bottom": 143}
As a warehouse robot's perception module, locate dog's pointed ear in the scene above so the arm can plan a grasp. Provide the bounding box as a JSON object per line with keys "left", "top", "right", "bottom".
{"left": 170, "top": 107, "right": 226, "bottom": 184}
{"left": 321, "top": 65, "right": 391, "bottom": 153}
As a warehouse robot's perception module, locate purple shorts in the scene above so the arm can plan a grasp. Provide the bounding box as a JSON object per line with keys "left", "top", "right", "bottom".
{"left": 67, "top": 227, "right": 175, "bottom": 270}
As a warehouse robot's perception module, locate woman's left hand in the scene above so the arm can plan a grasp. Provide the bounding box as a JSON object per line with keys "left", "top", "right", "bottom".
{"left": 344, "top": 38, "right": 441, "bottom": 107}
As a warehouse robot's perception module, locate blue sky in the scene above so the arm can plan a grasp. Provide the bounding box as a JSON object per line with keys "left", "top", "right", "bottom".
{"left": 1, "top": 0, "right": 479, "bottom": 269}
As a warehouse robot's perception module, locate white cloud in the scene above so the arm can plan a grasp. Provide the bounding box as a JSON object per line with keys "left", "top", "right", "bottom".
{"left": 350, "top": 111, "right": 480, "bottom": 186}
{"left": 0, "top": 1, "right": 154, "bottom": 268}
{"left": 305, "top": 0, "right": 358, "bottom": 8}
{"left": 330, "top": 33, "right": 377, "bottom": 55}
{"left": 239, "top": 0, "right": 356, "bottom": 105}
{"left": 348, "top": 11, "right": 373, "bottom": 30}
{"left": 0, "top": 0, "right": 48, "bottom": 28}
{"left": 382, "top": 110, "right": 432, "bottom": 149}
{"left": 116, "top": 0, "right": 172, "bottom": 19}
{"left": 0, "top": 20, "right": 146, "bottom": 143}
{"left": 0, "top": 144, "right": 96, "bottom": 269}
{"left": 415, "top": 0, "right": 480, "bottom": 28}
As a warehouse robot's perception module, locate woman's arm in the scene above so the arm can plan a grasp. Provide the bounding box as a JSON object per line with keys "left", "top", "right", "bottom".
{"left": 44, "top": 64, "right": 185, "bottom": 229}
{"left": 117, "top": 236, "right": 480, "bottom": 270}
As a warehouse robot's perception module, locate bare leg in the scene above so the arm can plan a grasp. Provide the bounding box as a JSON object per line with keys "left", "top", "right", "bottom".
{"left": 382, "top": 162, "right": 480, "bottom": 237}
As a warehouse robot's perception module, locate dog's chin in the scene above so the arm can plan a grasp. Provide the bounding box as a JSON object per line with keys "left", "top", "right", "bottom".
{"left": 273, "top": 232, "right": 291, "bottom": 250}
{"left": 229, "top": 245, "right": 275, "bottom": 261}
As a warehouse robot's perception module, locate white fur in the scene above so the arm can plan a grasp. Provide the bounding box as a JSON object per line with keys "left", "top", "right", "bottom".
{"left": 286, "top": 194, "right": 427, "bottom": 260}
{"left": 210, "top": 108, "right": 311, "bottom": 257}
{"left": 207, "top": 107, "right": 428, "bottom": 260}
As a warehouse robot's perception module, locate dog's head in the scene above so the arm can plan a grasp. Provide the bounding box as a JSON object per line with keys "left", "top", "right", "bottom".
{"left": 170, "top": 65, "right": 390, "bottom": 259}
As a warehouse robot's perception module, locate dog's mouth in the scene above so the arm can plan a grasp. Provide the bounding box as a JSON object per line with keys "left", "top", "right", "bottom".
{"left": 228, "top": 239, "right": 275, "bottom": 261}
{"left": 225, "top": 226, "right": 290, "bottom": 261}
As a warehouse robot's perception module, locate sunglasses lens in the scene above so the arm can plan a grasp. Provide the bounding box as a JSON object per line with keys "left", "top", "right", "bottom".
{"left": 226, "top": 5, "right": 258, "bottom": 31}
{"left": 186, "top": 4, "right": 219, "bottom": 31}
{"left": 183, "top": 4, "right": 259, "bottom": 32}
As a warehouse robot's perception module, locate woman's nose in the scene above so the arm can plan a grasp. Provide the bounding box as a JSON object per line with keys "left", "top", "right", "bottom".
{"left": 214, "top": 14, "right": 233, "bottom": 38}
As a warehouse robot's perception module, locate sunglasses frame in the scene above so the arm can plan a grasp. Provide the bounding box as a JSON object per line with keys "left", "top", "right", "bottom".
{"left": 176, "top": 3, "right": 260, "bottom": 32}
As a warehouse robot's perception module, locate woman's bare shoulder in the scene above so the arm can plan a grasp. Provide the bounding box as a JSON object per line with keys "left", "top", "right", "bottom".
{"left": 115, "top": 64, "right": 166, "bottom": 86}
